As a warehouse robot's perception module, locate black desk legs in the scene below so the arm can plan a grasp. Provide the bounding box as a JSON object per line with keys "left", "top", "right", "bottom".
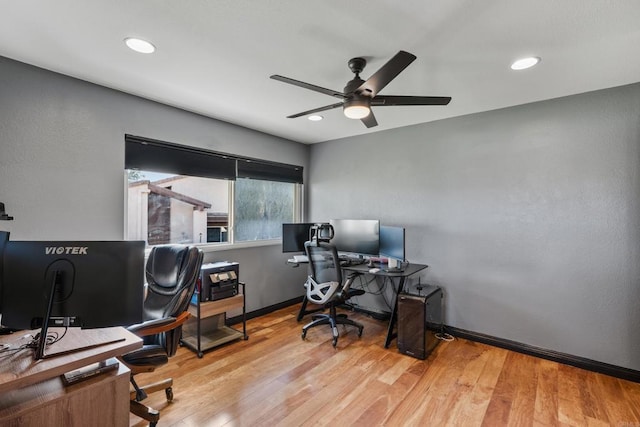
{"left": 297, "top": 295, "right": 324, "bottom": 322}
{"left": 384, "top": 276, "right": 407, "bottom": 348}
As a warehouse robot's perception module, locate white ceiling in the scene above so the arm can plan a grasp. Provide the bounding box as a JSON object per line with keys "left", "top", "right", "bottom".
{"left": 1, "top": 1, "right": 639, "bottom": 144}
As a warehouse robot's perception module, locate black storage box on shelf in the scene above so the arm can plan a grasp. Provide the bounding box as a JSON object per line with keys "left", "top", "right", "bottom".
{"left": 194, "top": 261, "right": 239, "bottom": 303}
{"left": 397, "top": 285, "right": 443, "bottom": 360}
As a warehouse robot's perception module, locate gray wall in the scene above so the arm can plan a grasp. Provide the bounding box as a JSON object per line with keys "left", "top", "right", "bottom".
{"left": 309, "top": 83, "right": 640, "bottom": 371}
{"left": 0, "top": 56, "right": 309, "bottom": 313}
{"left": 3, "top": 53, "right": 639, "bottom": 371}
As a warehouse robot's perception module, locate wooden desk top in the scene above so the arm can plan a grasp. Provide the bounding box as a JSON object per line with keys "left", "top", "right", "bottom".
{"left": 0, "top": 326, "right": 142, "bottom": 394}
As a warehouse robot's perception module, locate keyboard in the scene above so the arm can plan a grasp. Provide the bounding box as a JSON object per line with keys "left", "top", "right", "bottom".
{"left": 292, "top": 254, "right": 308, "bottom": 263}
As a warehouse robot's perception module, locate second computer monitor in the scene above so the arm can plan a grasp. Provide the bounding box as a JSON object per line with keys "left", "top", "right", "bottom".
{"left": 379, "top": 225, "right": 405, "bottom": 262}
{"left": 330, "top": 219, "right": 379, "bottom": 256}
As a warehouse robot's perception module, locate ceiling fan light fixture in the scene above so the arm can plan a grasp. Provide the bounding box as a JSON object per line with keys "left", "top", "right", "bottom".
{"left": 343, "top": 99, "right": 370, "bottom": 119}
{"left": 510, "top": 56, "right": 540, "bottom": 70}
{"left": 124, "top": 37, "right": 156, "bottom": 54}
{"left": 308, "top": 115, "right": 323, "bottom": 121}
{"left": 272, "top": 50, "right": 451, "bottom": 128}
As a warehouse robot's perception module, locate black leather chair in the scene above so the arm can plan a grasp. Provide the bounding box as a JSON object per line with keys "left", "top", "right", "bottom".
{"left": 301, "top": 241, "right": 364, "bottom": 347}
{"left": 120, "top": 244, "right": 203, "bottom": 427}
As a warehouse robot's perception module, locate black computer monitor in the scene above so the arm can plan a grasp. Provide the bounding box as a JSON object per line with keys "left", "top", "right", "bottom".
{"left": 379, "top": 225, "right": 406, "bottom": 262}
{"left": 0, "top": 231, "right": 9, "bottom": 319}
{"left": 330, "top": 219, "right": 380, "bottom": 256}
{"left": 1, "top": 240, "right": 145, "bottom": 358}
{"left": 282, "top": 223, "right": 314, "bottom": 253}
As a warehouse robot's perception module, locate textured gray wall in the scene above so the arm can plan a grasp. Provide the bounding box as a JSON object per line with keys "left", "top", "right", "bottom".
{"left": 309, "top": 83, "right": 640, "bottom": 370}
{"left": 0, "top": 56, "right": 309, "bottom": 313}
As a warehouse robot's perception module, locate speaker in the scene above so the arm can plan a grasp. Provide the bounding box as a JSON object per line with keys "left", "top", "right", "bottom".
{"left": 397, "top": 285, "right": 443, "bottom": 360}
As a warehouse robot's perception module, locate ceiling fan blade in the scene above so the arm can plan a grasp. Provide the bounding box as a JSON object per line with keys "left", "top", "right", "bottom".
{"left": 372, "top": 95, "right": 452, "bottom": 106}
{"left": 356, "top": 51, "right": 416, "bottom": 98}
{"left": 361, "top": 111, "right": 378, "bottom": 128}
{"left": 270, "top": 75, "right": 345, "bottom": 99}
{"left": 286, "top": 102, "right": 344, "bottom": 119}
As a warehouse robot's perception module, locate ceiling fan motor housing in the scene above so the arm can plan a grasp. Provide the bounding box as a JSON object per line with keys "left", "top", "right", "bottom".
{"left": 348, "top": 57, "right": 367, "bottom": 75}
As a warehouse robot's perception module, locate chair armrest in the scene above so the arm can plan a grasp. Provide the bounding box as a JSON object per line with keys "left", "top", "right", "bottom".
{"left": 337, "top": 273, "right": 361, "bottom": 300}
{"left": 127, "top": 311, "right": 191, "bottom": 337}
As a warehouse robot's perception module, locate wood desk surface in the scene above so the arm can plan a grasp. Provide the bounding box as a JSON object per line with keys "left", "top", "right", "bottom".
{"left": 0, "top": 326, "right": 142, "bottom": 394}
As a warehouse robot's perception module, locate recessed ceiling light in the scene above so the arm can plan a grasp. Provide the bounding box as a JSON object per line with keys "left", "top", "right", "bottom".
{"left": 308, "top": 115, "right": 323, "bottom": 121}
{"left": 124, "top": 37, "right": 156, "bottom": 54}
{"left": 511, "top": 56, "right": 541, "bottom": 71}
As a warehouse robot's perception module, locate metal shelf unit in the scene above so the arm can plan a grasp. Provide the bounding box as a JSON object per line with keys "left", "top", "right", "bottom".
{"left": 181, "top": 282, "right": 247, "bottom": 358}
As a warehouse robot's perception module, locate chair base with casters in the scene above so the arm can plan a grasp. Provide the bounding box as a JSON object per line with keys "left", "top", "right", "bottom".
{"left": 302, "top": 302, "right": 364, "bottom": 347}
{"left": 120, "top": 311, "right": 191, "bottom": 426}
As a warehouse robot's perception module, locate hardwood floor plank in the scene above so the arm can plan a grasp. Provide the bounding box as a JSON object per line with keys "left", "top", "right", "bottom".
{"left": 594, "top": 372, "right": 640, "bottom": 425}
{"left": 447, "top": 343, "right": 508, "bottom": 426}
{"left": 128, "top": 304, "right": 640, "bottom": 427}
{"left": 506, "top": 353, "right": 538, "bottom": 426}
{"left": 533, "top": 358, "right": 559, "bottom": 427}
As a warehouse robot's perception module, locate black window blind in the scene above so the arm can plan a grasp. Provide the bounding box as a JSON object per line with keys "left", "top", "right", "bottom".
{"left": 125, "top": 134, "right": 303, "bottom": 184}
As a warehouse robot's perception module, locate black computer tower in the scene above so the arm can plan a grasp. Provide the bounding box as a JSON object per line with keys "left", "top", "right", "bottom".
{"left": 397, "top": 285, "right": 443, "bottom": 360}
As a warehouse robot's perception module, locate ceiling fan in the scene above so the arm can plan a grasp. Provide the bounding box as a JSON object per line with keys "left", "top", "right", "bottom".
{"left": 270, "top": 50, "right": 451, "bottom": 128}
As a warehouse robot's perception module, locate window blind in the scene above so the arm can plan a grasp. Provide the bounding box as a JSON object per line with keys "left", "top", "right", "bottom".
{"left": 125, "top": 134, "right": 304, "bottom": 184}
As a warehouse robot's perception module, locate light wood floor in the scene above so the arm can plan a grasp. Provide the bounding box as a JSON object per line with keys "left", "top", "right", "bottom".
{"left": 129, "top": 304, "right": 640, "bottom": 427}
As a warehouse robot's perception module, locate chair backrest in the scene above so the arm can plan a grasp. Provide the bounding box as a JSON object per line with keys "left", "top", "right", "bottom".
{"left": 144, "top": 244, "right": 203, "bottom": 320}
{"left": 143, "top": 244, "right": 203, "bottom": 355}
{"left": 304, "top": 241, "right": 343, "bottom": 305}
{"left": 305, "top": 241, "right": 342, "bottom": 284}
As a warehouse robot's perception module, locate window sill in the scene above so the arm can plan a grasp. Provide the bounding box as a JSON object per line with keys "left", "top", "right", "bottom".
{"left": 196, "top": 239, "right": 281, "bottom": 253}
{"left": 143, "top": 239, "right": 281, "bottom": 257}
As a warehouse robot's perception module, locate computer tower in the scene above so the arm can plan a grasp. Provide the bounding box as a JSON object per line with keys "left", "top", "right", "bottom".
{"left": 397, "top": 285, "right": 443, "bottom": 360}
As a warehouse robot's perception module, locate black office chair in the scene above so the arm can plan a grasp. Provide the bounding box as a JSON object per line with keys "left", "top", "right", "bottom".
{"left": 302, "top": 241, "right": 364, "bottom": 347}
{"left": 120, "top": 244, "right": 203, "bottom": 427}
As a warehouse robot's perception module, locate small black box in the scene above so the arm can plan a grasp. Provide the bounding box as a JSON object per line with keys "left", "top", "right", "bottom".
{"left": 397, "top": 285, "right": 443, "bottom": 360}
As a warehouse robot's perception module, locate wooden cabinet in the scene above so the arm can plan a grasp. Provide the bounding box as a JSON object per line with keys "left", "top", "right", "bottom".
{"left": 0, "top": 328, "right": 141, "bottom": 426}
{"left": 181, "top": 282, "right": 248, "bottom": 358}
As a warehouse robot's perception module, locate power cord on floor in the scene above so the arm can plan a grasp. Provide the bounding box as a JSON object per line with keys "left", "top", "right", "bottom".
{"left": 435, "top": 331, "right": 455, "bottom": 342}
{"left": 435, "top": 324, "right": 455, "bottom": 342}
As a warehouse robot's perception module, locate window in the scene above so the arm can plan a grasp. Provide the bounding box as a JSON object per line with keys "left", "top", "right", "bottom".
{"left": 127, "top": 171, "right": 230, "bottom": 245}
{"left": 234, "top": 178, "right": 295, "bottom": 242}
{"left": 125, "top": 135, "right": 303, "bottom": 247}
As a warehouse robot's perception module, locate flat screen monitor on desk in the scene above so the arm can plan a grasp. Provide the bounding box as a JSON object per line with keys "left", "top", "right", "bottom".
{"left": 0, "top": 231, "right": 8, "bottom": 323}
{"left": 282, "top": 223, "right": 314, "bottom": 253}
{"left": 330, "top": 219, "right": 380, "bottom": 257}
{"left": 379, "top": 226, "right": 406, "bottom": 270}
{"left": 1, "top": 240, "right": 145, "bottom": 359}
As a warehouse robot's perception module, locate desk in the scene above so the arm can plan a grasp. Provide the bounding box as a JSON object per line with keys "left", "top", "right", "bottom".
{"left": 0, "top": 327, "right": 142, "bottom": 426}
{"left": 341, "top": 263, "right": 428, "bottom": 348}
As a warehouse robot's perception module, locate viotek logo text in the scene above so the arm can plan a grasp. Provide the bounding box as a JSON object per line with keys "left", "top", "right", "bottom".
{"left": 45, "top": 247, "right": 88, "bottom": 255}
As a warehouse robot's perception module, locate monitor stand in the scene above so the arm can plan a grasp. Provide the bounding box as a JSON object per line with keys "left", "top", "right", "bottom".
{"left": 34, "top": 271, "right": 62, "bottom": 360}
{"left": 382, "top": 258, "right": 402, "bottom": 272}
{"left": 34, "top": 271, "right": 123, "bottom": 360}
